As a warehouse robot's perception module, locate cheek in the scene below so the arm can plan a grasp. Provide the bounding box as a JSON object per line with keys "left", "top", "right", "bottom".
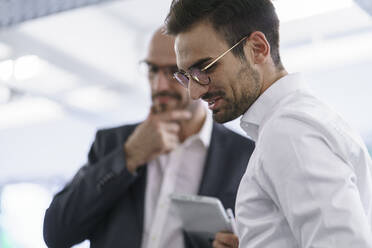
{"left": 218, "top": 74, "right": 239, "bottom": 102}
{"left": 174, "top": 84, "right": 188, "bottom": 98}
{"left": 215, "top": 65, "right": 239, "bottom": 92}
{"left": 149, "top": 80, "right": 156, "bottom": 92}
{"left": 181, "top": 92, "right": 191, "bottom": 107}
{"left": 182, "top": 90, "right": 189, "bottom": 100}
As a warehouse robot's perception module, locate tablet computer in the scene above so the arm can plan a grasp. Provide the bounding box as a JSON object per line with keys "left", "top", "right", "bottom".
{"left": 170, "top": 193, "right": 235, "bottom": 246}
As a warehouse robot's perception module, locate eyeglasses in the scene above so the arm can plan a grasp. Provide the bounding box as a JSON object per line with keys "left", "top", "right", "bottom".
{"left": 140, "top": 61, "right": 179, "bottom": 81}
{"left": 173, "top": 36, "right": 248, "bottom": 88}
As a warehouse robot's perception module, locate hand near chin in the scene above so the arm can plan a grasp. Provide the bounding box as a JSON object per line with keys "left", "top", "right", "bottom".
{"left": 124, "top": 107, "right": 191, "bottom": 173}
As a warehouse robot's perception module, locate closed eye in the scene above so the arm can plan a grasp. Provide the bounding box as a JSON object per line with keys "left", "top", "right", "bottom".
{"left": 202, "top": 61, "right": 219, "bottom": 73}
{"left": 148, "top": 65, "right": 159, "bottom": 74}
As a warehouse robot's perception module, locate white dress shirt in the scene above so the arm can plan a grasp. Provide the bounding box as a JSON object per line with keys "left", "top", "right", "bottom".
{"left": 236, "top": 73, "right": 372, "bottom": 248}
{"left": 141, "top": 110, "right": 212, "bottom": 248}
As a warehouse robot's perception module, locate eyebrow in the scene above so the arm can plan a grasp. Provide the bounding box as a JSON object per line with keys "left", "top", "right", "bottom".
{"left": 187, "top": 57, "right": 212, "bottom": 70}
{"left": 144, "top": 60, "right": 177, "bottom": 68}
{"left": 143, "top": 60, "right": 156, "bottom": 66}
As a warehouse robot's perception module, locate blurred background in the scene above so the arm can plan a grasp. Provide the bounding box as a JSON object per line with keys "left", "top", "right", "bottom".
{"left": 0, "top": 0, "right": 372, "bottom": 247}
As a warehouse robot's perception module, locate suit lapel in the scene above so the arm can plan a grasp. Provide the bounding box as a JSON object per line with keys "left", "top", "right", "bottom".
{"left": 120, "top": 124, "right": 147, "bottom": 244}
{"left": 130, "top": 165, "right": 147, "bottom": 246}
{"left": 198, "top": 123, "right": 227, "bottom": 197}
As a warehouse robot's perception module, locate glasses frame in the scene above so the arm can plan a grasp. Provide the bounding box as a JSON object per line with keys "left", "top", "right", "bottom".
{"left": 140, "top": 60, "right": 179, "bottom": 81}
{"left": 174, "top": 36, "right": 248, "bottom": 88}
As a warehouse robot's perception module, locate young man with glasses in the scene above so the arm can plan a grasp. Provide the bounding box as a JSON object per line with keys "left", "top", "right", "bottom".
{"left": 43, "top": 27, "right": 254, "bottom": 248}
{"left": 166, "top": 0, "right": 372, "bottom": 247}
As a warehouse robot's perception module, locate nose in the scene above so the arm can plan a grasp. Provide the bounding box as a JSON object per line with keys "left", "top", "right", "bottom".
{"left": 153, "top": 70, "right": 172, "bottom": 91}
{"left": 188, "top": 79, "right": 209, "bottom": 100}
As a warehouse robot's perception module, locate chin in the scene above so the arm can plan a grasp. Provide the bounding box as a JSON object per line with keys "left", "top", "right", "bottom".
{"left": 212, "top": 108, "right": 242, "bottom": 123}
{"left": 212, "top": 111, "right": 230, "bottom": 123}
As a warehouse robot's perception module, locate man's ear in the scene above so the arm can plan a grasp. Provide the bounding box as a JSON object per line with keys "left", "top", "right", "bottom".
{"left": 243, "top": 31, "right": 270, "bottom": 64}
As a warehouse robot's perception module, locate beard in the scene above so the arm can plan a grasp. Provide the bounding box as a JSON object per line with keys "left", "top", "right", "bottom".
{"left": 151, "top": 91, "right": 189, "bottom": 113}
{"left": 212, "top": 62, "right": 261, "bottom": 123}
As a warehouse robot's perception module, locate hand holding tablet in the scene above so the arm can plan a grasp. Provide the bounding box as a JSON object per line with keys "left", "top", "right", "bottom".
{"left": 170, "top": 193, "right": 238, "bottom": 247}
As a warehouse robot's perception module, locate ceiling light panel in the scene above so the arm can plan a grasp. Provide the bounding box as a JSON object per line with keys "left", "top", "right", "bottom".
{"left": 4, "top": 55, "right": 81, "bottom": 95}
{"left": 0, "top": 0, "right": 116, "bottom": 28}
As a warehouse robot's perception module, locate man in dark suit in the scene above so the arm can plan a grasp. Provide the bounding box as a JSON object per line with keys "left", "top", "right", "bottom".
{"left": 43, "top": 27, "right": 254, "bottom": 248}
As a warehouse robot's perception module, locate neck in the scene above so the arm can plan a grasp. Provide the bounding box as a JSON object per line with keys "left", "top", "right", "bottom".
{"left": 261, "top": 67, "right": 288, "bottom": 94}
{"left": 179, "top": 104, "right": 206, "bottom": 142}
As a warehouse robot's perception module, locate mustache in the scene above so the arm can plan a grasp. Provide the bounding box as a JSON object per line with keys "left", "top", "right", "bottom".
{"left": 152, "top": 91, "right": 182, "bottom": 101}
{"left": 202, "top": 90, "right": 226, "bottom": 100}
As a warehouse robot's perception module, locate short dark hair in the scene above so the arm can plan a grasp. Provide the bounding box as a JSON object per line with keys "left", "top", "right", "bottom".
{"left": 165, "top": 0, "right": 283, "bottom": 68}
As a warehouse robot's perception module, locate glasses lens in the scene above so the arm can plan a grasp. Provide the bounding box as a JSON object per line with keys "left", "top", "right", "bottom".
{"left": 174, "top": 72, "right": 189, "bottom": 88}
{"left": 190, "top": 68, "right": 210, "bottom": 85}
{"left": 163, "top": 66, "right": 179, "bottom": 81}
{"left": 166, "top": 66, "right": 179, "bottom": 75}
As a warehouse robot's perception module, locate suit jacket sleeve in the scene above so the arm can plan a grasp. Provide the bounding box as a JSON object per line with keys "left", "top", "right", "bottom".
{"left": 43, "top": 125, "right": 140, "bottom": 248}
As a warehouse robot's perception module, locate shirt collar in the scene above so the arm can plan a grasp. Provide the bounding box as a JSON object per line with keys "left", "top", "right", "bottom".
{"left": 183, "top": 107, "right": 212, "bottom": 148}
{"left": 240, "top": 73, "right": 307, "bottom": 141}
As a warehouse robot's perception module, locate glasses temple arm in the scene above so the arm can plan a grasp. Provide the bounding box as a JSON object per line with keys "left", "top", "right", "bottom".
{"left": 201, "top": 36, "right": 247, "bottom": 71}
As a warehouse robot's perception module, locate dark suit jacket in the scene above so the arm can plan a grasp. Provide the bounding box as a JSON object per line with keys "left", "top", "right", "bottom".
{"left": 43, "top": 122, "right": 254, "bottom": 248}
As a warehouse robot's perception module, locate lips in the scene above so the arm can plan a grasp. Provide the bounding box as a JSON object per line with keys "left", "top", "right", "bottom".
{"left": 206, "top": 96, "right": 222, "bottom": 110}
{"left": 156, "top": 96, "right": 175, "bottom": 104}
{"left": 152, "top": 92, "right": 182, "bottom": 102}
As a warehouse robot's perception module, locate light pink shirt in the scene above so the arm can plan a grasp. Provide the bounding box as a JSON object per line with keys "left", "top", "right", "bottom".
{"left": 141, "top": 111, "right": 212, "bottom": 248}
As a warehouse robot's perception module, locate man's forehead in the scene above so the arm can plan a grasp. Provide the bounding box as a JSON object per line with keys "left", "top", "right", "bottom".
{"left": 146, "top": 30, "right": 177, "bottom": 65}
{"left": 174, "top": 22, "right": 226, "bottom": 70}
